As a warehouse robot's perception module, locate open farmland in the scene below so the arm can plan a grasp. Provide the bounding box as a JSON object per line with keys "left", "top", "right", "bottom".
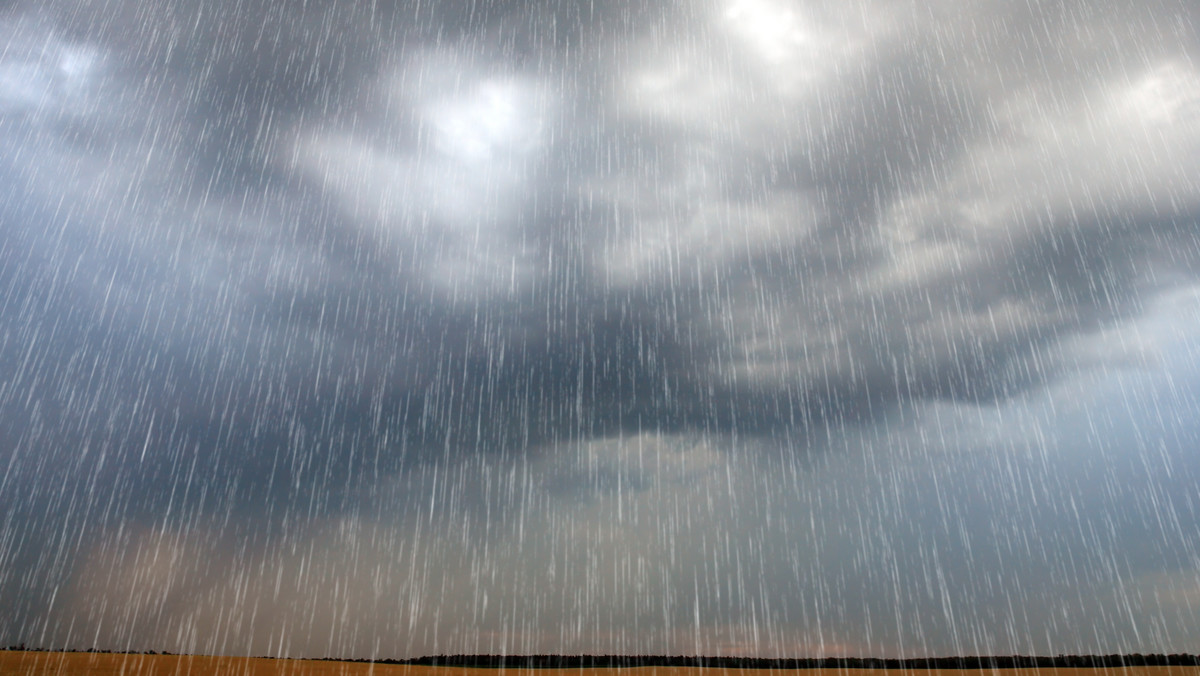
{"left": 2, "top": 654, "right": 1199, "bottom": 676}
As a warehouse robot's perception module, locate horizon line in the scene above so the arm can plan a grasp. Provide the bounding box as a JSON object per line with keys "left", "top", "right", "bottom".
{"left": 6, "top": 648, "right": 1200, "bottom": 668}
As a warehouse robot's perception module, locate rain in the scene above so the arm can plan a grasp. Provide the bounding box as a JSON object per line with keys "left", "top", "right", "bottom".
{"left": 1, "top": 0, "right": 1199, "bottom": 662}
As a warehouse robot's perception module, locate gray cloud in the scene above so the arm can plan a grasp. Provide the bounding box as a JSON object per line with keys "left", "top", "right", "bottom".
{"left": 2, "top": 0, "right": 1200, "bottom": 658}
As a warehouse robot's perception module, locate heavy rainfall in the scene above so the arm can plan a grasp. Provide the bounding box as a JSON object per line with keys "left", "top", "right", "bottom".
{"left": 1, "top": 0, "right": 1199, "bottom": 662}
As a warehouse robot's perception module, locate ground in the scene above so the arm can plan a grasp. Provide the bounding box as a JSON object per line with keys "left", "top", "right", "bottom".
{"left": 2, "top": 653, "right": 1199, "bottom": 676}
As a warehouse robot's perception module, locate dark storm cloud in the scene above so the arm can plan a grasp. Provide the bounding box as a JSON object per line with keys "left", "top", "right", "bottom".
{"left": 5, "top": 0, "right": 1197, "bottom": 477}
{"left": 3, "top": 0, "right": 1200, "bottom": 657}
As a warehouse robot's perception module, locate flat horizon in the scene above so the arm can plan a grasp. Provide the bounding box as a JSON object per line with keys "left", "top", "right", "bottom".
{"left": 6, "top": 651, "right": 1200, "bottom": 676}
{"left": 7, "top": 649, "right": 1200, "bottom": 663}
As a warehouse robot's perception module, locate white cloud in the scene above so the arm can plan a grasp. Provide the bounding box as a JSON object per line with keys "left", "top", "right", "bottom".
{"left": 879, "top": 60, "right": 1200, "bottom": 251}
{"left": 290, "top": 61, "right": 556, "bottom": 298}
{"left": 0, "top": 24, "right": 103, "bottom": 115}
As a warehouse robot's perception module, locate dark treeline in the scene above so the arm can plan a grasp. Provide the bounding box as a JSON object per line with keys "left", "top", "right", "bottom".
{"left": 6, "top": 647, "right": 1200, "bottom": 668}
{"left": 339, "top": 654, "right": 1200, "bottom": 668}
{"left": 2, "top": 646, "right": 178, "bottom": 655}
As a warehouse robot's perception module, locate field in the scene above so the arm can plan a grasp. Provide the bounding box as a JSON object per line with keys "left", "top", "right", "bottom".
{"left": 1, "top": 653, "right": 1199, "bottom": 676}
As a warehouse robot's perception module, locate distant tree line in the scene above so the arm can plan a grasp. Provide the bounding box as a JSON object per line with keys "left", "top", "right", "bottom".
{"left": 8, "top": 646, "right": 1200, "bottom": 668}
{"left": 336, "top": 654, "right": 1200, "bottom": 668}
{"left": 2, "top": 646, "right": 177, "bottom": 656}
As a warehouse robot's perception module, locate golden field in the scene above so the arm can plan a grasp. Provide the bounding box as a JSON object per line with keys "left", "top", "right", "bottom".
{"left": 1, "top": 653, "right": 1199, "bottom": 676}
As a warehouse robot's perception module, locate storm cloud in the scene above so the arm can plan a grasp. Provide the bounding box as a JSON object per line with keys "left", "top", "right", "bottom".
{"left": 1, "top": 0, "right": 1199, "bottom": 659}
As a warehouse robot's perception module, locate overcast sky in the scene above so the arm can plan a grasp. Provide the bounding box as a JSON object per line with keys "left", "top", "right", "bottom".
{"left": 1, "top": 0, "right": 1200, "bottom": 660}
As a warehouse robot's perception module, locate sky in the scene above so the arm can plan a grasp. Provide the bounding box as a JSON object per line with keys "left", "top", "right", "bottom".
{"left": 1, "top": 0, "right": 1200, "bottom": 660}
